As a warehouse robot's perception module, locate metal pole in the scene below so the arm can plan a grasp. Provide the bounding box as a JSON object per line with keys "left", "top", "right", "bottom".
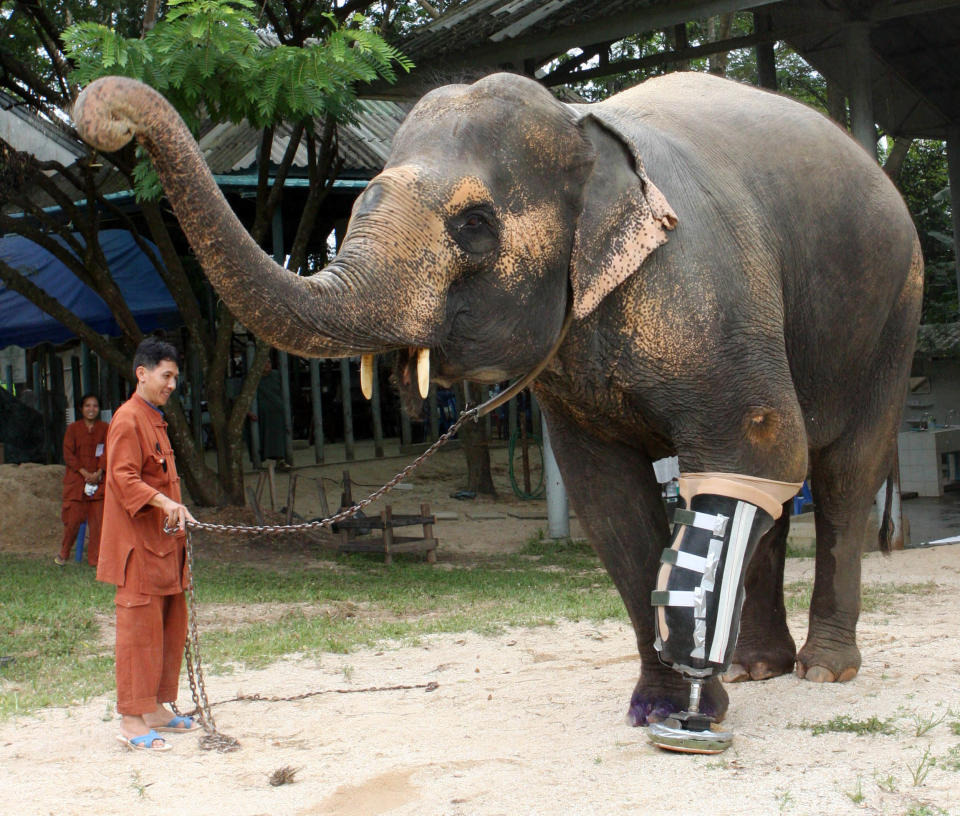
{"left": 340, "top": 358, "right": 355, "bottom": 461}
{"left": 278, "top": 350, "right": 295, "bottom": 466}
{"left": 69, "top": 355, "right": 82, "bottom": 419}
{"left": 245, "top": 340, "right": 261, "bottom": 469}
{"left": 271, "top": 209, "right": 295, "bottom": 467}
{"left": 428, "top": 384, "right": 439, "bottom": 443}
{"left": 309, "top": 359, "right": 325, "bottom": 463}
{"left": 845, "top": 21, "right": 877, "bottom": 159}
{"left": 753, "top": 10, "right": 777, "bottom": 90}
{"left": 371, "top": 356, "right": 385, "bottom": 457}
{"left": 541, "top": 415, "right": 569, "bottom": 539}
{"left": 80, "top": 342, "right": 93, "bottom": 394}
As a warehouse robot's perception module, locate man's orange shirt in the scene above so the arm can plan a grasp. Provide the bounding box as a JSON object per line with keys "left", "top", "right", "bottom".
{"left": 97, "top": 393, "right": 188, "bottom": 594}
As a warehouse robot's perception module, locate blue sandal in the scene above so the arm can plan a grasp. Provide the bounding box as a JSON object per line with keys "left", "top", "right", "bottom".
{"left": 116, "top": 730, "right": 171, "bottom": 751}
{"left": 154, "top": 715, "right": 200, "bottom": 733}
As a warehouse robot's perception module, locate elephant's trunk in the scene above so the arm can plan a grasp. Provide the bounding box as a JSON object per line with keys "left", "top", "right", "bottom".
{"left": 72, "top": 76, "right": 415, "bottom": 357}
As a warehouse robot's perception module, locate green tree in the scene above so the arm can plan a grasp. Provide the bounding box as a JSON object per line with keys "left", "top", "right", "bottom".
{"left": 0, "top": 0, "right": 410, "bottom": 504}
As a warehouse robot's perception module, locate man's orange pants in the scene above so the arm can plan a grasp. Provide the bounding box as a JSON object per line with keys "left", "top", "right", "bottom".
{"left": 114, "top": 588, "right": 187, "bottom": 716}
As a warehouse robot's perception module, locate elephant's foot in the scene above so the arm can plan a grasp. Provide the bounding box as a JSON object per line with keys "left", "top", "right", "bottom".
{"left": 796, "top": 639, "right": 860, "bottom": 683}
{"left": 723, "top": 626, "right": 797, "bottom": 683}
{"left": 626, "top": 670, "right": 728, "bottom": 726}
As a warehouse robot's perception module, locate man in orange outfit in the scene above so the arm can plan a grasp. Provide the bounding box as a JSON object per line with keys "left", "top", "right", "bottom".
{"left": 57, "top": 393, "right": 108, "bottom": 566}
{"left": 98, "top": 336, "right": 198, "bottom": 752}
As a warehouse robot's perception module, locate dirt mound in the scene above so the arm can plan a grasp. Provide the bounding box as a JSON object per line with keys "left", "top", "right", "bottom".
{"left": 0, "top": 463, "right": 63, "bottom": 555}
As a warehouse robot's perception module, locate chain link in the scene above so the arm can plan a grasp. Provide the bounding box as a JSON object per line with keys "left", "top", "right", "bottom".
{"left": 171, "top": 407, "right": 477, "bottom": 751}
{"left": 172, "top": 408, "right": 475, "bottom": 538}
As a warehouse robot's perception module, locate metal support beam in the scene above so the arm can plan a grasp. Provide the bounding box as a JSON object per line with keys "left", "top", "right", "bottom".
{"left": 472, "top": 0, "right": 782, "bottom": 69}
{"left": 310, "top": 359, "right": 324, "bottom": 464}
{"left": 754, "top": 10, "right": 778, "bottom": 90}
{"left": 271, "top": 208, "right": 295, "bottom": 466}
{"left": 541, "top": 416, "right": 569, "bottom": 540}
{"left": 542, "top": 28, "right": 784, "bottom": 87}
{"left": 278, "top": 350, "right": 294, "bottom": 465}
{"left": 372, "top": 357, "right": 385, "bottom": 457}
{"left": 340, "top": 358, "right": 355, "bottom": 461}
{"left": 245, "top": 340, "right": 261, "bottom": 469}
{"left": 845, "top": 22, "right": 877, "bottom": 158}
{"left": 80, "top": 342, "right": 93, "bottom": 395}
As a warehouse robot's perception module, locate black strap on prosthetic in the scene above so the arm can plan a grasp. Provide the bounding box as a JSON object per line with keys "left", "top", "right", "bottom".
{"left": 652, "top": 494, "right": 774, "bottom": 677}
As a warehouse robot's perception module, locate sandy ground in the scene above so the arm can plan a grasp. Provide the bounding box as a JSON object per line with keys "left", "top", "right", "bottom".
{"left": 2, "top": 449, "right": 960, "bottom": 815}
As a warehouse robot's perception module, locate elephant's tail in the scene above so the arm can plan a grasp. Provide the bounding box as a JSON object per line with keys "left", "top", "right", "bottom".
{"left": 877, "top": 472, "right": 894, "bottom": 555}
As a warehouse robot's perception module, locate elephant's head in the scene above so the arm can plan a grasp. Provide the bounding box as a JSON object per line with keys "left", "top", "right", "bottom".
{"left": 73, "top": 73, "right": 676, "bottom": 407}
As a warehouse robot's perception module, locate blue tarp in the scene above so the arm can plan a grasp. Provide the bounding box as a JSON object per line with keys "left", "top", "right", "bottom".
{"left": 0, "top": 229, "right": 181, "bottom": 348}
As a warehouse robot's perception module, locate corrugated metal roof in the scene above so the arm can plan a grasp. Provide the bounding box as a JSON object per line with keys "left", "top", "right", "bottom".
{"left": 388, "top": 0, "right": 960, "bottom": 139}
{"left": 198, "top": 98, "right": 411, "bottom": 178}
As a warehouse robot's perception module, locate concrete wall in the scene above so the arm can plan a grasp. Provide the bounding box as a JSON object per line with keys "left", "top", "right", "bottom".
{"left": 904, "top": 358, "right": 960, "bottom": 430}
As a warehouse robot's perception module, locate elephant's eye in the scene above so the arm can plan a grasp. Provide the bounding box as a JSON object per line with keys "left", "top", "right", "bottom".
{"left": 448, "top": 206, "right": 499, "bottom": 255}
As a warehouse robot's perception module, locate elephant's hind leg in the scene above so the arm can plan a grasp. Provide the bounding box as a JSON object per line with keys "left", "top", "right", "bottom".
{"left": 797, "top": 433, "right": 894, "bottom": 683}
{"left": 725, "top": 503, "right": 797, "bottom": 682}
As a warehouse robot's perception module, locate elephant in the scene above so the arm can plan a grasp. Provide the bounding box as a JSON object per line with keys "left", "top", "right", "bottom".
{"left": 74, "top": 70, "right": 922, "bottom": 727}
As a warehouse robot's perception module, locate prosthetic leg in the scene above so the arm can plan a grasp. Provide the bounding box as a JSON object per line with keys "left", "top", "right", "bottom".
{"left": 648, "top": 473, "right": 801, "bottom": 753}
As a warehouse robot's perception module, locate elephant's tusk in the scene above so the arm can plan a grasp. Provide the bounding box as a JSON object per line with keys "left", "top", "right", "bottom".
{"left": 417, "top": 348, "right": 430, "bottom": 399}
{"left": 360, "top": 355, "right": 374, "bottom": 400}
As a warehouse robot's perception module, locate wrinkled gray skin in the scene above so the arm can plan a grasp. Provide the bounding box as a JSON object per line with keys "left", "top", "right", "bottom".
{"left": 74, "top": 71, "right": 922, "bottom": 726}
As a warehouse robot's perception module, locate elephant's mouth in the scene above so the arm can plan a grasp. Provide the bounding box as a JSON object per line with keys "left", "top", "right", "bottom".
{"left": 389, "top": 346, "right": 434, "bottom": 416}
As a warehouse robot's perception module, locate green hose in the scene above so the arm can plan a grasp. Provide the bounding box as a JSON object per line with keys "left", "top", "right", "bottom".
{"left": 508, "top": 428, "right": 545, "bottom": 499}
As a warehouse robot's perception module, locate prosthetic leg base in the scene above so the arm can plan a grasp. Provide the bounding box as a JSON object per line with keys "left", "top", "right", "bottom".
{"left": 648, "top": 712, "right": 733, "bottom": 754}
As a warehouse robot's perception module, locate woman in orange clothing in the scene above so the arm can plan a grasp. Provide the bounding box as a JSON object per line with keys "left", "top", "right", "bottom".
{"left": 99, "top": 337, "right": 197, "bottom": 752}
{"left": 57, "top": 393, "right": 108, "bottom": 566}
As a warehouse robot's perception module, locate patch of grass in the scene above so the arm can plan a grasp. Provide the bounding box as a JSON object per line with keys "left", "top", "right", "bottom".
{"left": 0, "top": 556, "right": 114, "bottom": 717}
{"left": 860, "top": 581, "right": 938, "bottom": 614}
{"left": 783, "top": 580, "right": 937, "bottom": 614}
{"left": 910, "top": 709, "right": 948, "bottom": 737}
{"left": 874, "top": 772, "right": 898, "bottom": 793}
{"left": 785, "top": 540, "right": 815, "bottom": 559}
{"left": 844, "top": 775, "right": 865, "bottom": 804}
{"left": 794, "top": 714, "right": 897, "bottom": 737}
{"left": 0, "top": 544, "right": 625, "bottom": 717}
{"left": 941, "top": 745, "right": 960, "bottom": 772}
{"left": 904, "top": 806, "right": 948, "bottom": 816}
{"left": 906, "top": 747, "right": 936, "bottom": 786}
{"left": 774, "top": 788, "right": 793, "bottom": 812}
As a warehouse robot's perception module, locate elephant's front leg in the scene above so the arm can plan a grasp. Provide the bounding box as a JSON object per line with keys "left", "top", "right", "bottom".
{"left": 537, "top": 406, "right": 729, "bottom": 726}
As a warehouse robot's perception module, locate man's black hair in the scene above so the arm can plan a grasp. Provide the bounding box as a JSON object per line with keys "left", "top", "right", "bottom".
{"left": 132, "top": 336, "right": 179, "bottom": 375}
{"left": 79, "top": 392, "right": 100, "bottom": 407}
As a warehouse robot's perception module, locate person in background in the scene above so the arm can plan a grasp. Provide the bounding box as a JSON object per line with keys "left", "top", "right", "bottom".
{"left": 248, "top": 355, "right": 289, "bottom": 469}
{"left": 98, "top": 337, "right": 197, "bottom": 752}
{"left": 57, "top": 393, "right": 108, "bottom": 567}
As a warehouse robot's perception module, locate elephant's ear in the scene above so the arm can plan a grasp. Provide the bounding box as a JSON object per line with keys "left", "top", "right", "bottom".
{"left": 570, "top": 114, "right": 677, "bottom": 319}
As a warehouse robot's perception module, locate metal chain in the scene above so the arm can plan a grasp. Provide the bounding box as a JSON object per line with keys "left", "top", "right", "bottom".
{"left": 170, "top": 406, "right": 479, "bottom": 752}
{"left": 175, "top": 408, "right": 476, "bottom": 537}
{"left": 162, "top": 311, "right": 575, "bottom": 753}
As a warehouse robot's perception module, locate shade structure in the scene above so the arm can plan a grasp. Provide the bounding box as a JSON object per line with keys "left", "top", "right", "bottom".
{"left": 0, "top": 229, "right": 180, "bottom": 348}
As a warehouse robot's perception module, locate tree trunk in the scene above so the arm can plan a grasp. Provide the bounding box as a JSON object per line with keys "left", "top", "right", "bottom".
{"left": 457, "top": 383, "right": 496, "bottom": 497}
{"left": 707, "top": 14, "right": 734, "bottom": 76}
{"left": 883, "top": 137, "right": 914, "bottom": 185}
